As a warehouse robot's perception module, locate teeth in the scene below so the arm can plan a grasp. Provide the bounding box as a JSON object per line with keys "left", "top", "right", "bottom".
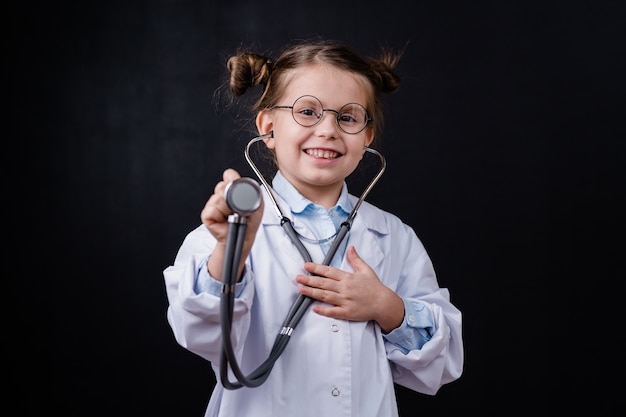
{"left": 306, "top": 149, "right": 339, "bottom": 159}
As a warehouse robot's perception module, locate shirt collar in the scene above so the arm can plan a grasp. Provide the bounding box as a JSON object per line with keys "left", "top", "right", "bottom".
{"left": 272, "top": 170, "right": 353, "bottom": 215}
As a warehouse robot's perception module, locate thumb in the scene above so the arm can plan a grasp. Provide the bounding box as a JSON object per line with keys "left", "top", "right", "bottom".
{"left": 347, "top": 246, "right": 366, "bottom": 270}
{"left": 223, "top": 168, "right": 241, "bottom": 183}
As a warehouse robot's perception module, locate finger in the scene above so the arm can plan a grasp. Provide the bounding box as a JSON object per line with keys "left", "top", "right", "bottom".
{"left": 303, "top": 262, "right": 340, "bottom": 281}
{"left": 312, "top": 304, "right": 346, "bottom": 319}
{"left": 296, "top": 273, "right": 334, "bottom": 291}
{"left": 222, "top": 168, "right": 241, "bottom": 183}
{"left": 298, "top": 283, "right": 336, "bottom": 304}
{"left": 205, "top": 192, "right": 230, "bottom": 217}
{"left": 202, "top": 201, "right": 227, "bottom": 223}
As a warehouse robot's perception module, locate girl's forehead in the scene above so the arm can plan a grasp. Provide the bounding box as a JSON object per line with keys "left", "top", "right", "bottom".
{"left": 281, "top": 65, "right": 370, "bottom": 105}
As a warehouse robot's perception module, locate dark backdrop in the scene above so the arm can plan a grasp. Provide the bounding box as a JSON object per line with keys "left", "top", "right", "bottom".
{"left": 10, "top": 1, "right": 624, "bottom": 416}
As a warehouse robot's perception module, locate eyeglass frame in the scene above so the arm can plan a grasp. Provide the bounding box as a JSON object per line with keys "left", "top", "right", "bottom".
{"left": 270, "top": 95, "right": 373, "bottom": 135}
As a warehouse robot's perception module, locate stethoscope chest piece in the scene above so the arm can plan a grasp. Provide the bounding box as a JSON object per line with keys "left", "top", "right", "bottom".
{"left": 225, "top": 177, "right": 262, "bottom": 217}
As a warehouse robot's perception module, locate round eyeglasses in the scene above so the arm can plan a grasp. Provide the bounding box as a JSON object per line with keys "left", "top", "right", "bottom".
{"left": 271, "top": 95, "right": 372, "bottom": 134}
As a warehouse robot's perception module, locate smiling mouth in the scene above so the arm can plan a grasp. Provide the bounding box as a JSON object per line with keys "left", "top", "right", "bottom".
{"left": 305, "top": 149, "right": 341, "bottom": 159}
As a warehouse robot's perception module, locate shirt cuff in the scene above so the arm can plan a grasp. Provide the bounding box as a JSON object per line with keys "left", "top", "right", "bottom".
{"left": 194, "top": 256, "right": 247, "bottom": 297}
{"left": 383, "top": 299, "right": 434, "bottom": 353}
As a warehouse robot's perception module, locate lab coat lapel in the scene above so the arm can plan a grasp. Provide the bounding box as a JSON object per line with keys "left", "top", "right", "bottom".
{"left": 342, "top": 198, "right": 387, "bottom": 271}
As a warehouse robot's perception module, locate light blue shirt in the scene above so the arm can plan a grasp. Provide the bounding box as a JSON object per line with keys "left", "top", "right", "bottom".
{"left": 273, "top": 171, "right": 352, "bottom": 268}
{"left": 195, "top": 171, "right": 433, "bottom": 351}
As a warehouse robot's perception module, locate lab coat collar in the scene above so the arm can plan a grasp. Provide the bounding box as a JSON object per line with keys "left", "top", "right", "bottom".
{"left": 260, "top": 185, "right": 389, "bottom": 237}
{"left": 270, "top": 170, "right": 353, "bottom": 215}
{"left": 259, "top": 187, "right": 388, "bottom": 270}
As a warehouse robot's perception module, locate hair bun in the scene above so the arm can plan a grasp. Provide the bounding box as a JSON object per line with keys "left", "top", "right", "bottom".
{"left": 227, "top": 53, "right": 272, "bottom": 96}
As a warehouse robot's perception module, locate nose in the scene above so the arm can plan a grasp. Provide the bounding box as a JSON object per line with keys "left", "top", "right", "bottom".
{"left": 316, "top": 109, "right": 340, "bottom": 134}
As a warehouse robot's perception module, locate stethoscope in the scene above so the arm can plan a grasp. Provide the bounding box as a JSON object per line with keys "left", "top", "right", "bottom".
{"left": 219, "top": 131, "right": 386, "bottom": 390}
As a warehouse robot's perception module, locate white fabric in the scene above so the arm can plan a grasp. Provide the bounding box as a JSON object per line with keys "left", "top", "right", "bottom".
{"left": 164, "top": 188, "right": 463, "bottom": 417}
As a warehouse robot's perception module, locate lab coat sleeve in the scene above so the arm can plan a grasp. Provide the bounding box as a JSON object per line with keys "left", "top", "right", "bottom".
{"left": 163, "top": 224, "right": 256, "bottom": 363}
{"left": 387, "top": 287, "right": 463, "bottom": 395}
{"left": 380, "top": 218, "right": 464, "bottom": 395}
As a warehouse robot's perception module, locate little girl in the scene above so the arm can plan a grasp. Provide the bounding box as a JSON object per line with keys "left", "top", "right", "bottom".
{"left": 164, "top": 39, "right": 463, "bottom": 417}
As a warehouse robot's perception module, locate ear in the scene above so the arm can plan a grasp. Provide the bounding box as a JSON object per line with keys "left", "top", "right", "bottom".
{"left": 256, "top": 111, "right": 276, "bottom": 149}
{"left": 363, "top": 127, "right": 375, "bottom": 148}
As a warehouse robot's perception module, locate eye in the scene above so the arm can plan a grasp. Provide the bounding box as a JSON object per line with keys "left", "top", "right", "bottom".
{"left": 339, "top": 105, "right": 367, "bottom": 125}
{"left": 338, "top": 113, "right": 358, "bottom": 124}
{"left": 298, "top": 107, "right": 321, "bottom": 119}
{"left": 292, "top": 95, "right": 323, "bottom": 121}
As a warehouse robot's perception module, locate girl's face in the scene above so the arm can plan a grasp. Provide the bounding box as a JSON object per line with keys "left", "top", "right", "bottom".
{"left": 256, "top": 64, "right": 374, "bottom": 207}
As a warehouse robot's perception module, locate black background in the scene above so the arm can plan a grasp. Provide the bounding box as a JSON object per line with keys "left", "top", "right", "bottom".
{"left": 10, "top": 1, "right": 625, "bottom": 416}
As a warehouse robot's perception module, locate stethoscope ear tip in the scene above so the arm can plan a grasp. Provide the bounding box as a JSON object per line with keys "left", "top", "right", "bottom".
{"left": 256, "top": 131, "right": 273, "bottom": 140}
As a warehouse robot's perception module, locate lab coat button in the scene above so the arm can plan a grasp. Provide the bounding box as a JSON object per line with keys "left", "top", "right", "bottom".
{"left": 330, "top": 324, "right": 340, "bottom": 332}
{"left": 331, "top": 387, "right": 340, "bottom": 396}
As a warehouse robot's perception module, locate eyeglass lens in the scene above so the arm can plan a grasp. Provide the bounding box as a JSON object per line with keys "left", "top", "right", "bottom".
{"left": 291, "top": 95, "right": 369, "bottom": 134}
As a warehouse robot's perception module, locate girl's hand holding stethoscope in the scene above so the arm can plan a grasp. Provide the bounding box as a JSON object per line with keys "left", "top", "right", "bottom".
{"left": 201, "top": 168, "right": 264, "bottom": 282}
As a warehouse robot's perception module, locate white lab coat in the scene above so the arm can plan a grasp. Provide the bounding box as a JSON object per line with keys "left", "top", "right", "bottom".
{"left": 164, "top": 188, "right": 463, "bottom": 417}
